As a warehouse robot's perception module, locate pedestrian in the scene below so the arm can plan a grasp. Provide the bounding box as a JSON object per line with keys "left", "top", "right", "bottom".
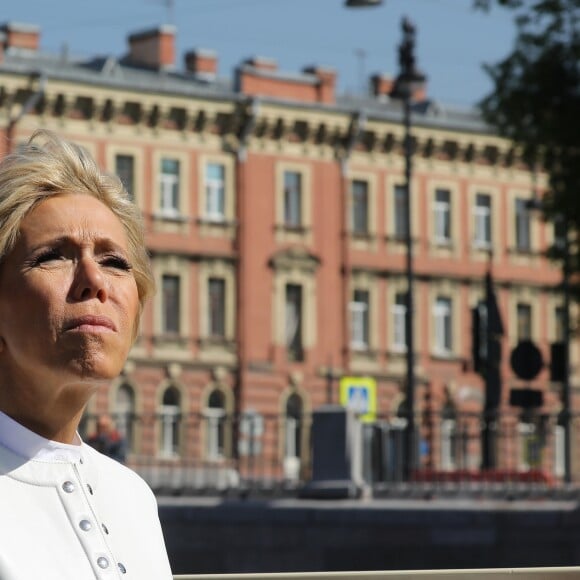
{"left": 88, "top": 414, "right": 127, "bottom": 464}
{"left": 0, "top": 130, "right": 172, "bottom": 579}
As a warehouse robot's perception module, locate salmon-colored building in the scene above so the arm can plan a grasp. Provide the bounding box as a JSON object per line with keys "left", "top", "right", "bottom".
{"left": 0, "top": 22, "right": 575, "bottom": 484}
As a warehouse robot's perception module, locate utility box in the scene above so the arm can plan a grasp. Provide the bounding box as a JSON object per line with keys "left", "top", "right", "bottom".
{"left": 299, "top": 405, "right": 365, "bottom": 499}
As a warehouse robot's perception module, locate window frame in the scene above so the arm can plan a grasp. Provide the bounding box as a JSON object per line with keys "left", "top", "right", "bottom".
{"left": 350, "top": 289, "right": 370, "bottom": 351}
{"left": 159, "top": 157, "right": 181, "bottom": 217}
{"left": 208, "top": 277, "right": 226, "bottom": 339}
{"left": 351, "top": 178, "right": 370, "bottom": 235}
{"left": 205, "top": 161, "right": 226, "bottom": 222}
{"left": 434, "top": 295, "right": 453, "bottom": 355}
{"left": 515, "top": 197, "right": 532, "bottom": 252}
{"left": 285, "top": 283, "right": 304, "bottom": 361}
{"left": 161, "top": 274, "right": 181, "bottom": 335}
{"left": 392, "top": 291, "right": 407, "bottom": 352}
{"left": 473, "top": 192, "right": 492, "bottom": 248}
{"left": 433, "top": 188, "right": 452, "bottom": 245}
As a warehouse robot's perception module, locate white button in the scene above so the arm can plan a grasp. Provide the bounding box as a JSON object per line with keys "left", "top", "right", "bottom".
{"left": 102, "top": 523, "right": 109, "bottom": 535}
{"left": 118, "top": 562, "right": 127, "bottom": 574}
{"left": 79, "top": 519, "right": 92, "bottom": 532}
{"left": 97, "top": 557, "right": 109, "bottom": 569}
{"left": 87, "top": 483, "right": 94, "bottom": 495}
{"left": 62, "top": 481, "right": 75, "bottom": 493}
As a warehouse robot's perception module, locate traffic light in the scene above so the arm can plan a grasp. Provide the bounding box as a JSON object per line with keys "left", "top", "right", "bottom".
{"left": 550, "top": 342, "right": 566, "bottom": 382}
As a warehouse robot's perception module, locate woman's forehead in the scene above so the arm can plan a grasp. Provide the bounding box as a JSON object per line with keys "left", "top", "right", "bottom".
{"left": 20, "top": 194, "right": 129, "bottom": 250}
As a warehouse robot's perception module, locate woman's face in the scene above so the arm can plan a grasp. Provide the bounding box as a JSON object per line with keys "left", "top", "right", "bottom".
{"left": 0, "top": 193, "right": 140, "bottom": 388}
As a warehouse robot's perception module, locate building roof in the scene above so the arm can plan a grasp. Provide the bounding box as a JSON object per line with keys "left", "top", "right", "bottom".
{"left": 0, "top": 43, "right": 492, "bottom": 135}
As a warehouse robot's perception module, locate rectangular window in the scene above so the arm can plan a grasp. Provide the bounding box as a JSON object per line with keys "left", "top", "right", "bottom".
{"left": 554, "top": 215, "right": 566, "bottom": 250}
{"left": 162, "top": 275, "right": 180, "bottom": 334}
{"left": 208, "top": 277, "right": 226, "bottom": 338}
{"left": 160, "top": 158, "right": 180, "bottom": 215}
{"left": 352, "top": 179, "right": 369, "bottom": 235}
{"left": 393, "top": 291, "right": 407, "bottom": 351}
{"left": 516, "top": 302, "right": 532, "bottom": 341}
{"left": 350, "top": 289, "right": 370, "bottom": 350}
{"left": 394, "top": 184, "right": 408, "bottom": 240}
{"left": 474, "top": 193, "right": 492, "bottom": 247}
{"left": 283, "top": 171, "right": 302, "bottom": 228}
{"left": 515, "top": 198, "right": 531, "bottom": 251}
{"left": 434, "top": 188, "right": 451, "bottom": 243}
{"left": 115, "top": 154, "right": 135, "bottom": 200}
{"left": 205, "top": 162, "right": 226, "bottom": 222}
{"left": 285, "top": 284, "right": 303, "bottom": 361}
{"left": 434, "top": 296, "right": 452, "bottom": 354}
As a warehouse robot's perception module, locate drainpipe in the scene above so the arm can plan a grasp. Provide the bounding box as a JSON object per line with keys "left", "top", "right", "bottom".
{"left": 6, "top": 71, "right": 46, "bottom": 154}
{"left": 340, "top": 110, "right": 366, "bottom": 375}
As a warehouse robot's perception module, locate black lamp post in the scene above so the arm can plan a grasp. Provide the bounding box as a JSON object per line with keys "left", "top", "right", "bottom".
{"left": 344, "top": 0, "right": 383, "bottom": 6}
{"left": 391, "top": 17, "right": 426, "bottom": 478}
{"left": 526, "top": 199, "right": 572, "bottom": 484}
{"left": 344, "top": 2, "right": 425, "bottom": 479}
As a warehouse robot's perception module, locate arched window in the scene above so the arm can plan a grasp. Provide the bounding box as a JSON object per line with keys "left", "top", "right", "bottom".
{"left": 283, "top": 393, "right": 303, "bottom": 481}
{"left": 204, "top": 389, "right": 226, "bottom": 460}
{"left": 115, "top": 384, "right": 136, "bottom": 453}
{"left": 159, "top": 386, "right": 181, "bottom": 457}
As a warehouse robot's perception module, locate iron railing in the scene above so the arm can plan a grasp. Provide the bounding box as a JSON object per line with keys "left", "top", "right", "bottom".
{"left": 81, "top": 410, "right": 580, "bottom": 497}
{"left": 174, "top": 568, "right": 580, "bottom": 580}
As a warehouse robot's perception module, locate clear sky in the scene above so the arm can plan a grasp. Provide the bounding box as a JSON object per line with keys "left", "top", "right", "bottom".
{"left": 4, "top": 0, "right": 517, "bottom": 107}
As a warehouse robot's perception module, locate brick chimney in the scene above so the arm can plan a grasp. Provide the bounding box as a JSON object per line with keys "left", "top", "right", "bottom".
{"left": 0, "top": 22, "right": 40, "bottom": 52}
{"left": 245, "top": 56, "right": 277, "bottom": 72}
{"left": 370, "top": 73, "right": 394, "bottom": 99}
{"left": 184, "top": 49, "right": 217, "bottom": 77}
{"left": 303, "top": 66, "right": 336, "bottom": 104}
{"left": 126, "top": 25, "right": 175, "bottom": 70}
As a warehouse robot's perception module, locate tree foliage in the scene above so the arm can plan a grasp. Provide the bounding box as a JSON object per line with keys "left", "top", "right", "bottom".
{"left": 477, "top": 0, "right": 580, "bottom": 268}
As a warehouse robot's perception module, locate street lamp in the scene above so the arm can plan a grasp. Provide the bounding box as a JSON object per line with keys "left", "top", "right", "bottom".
{"left": 391, "top": 17, "right": 426, "bottom": 478}
{"left": 344, "top": 0, "right": 383, "bottom": 6}
{"left": 526, "top": 198, "right": 572, "bottom": 484}
{"left": 344, "top": 3, "right": 425, "bottom": 478}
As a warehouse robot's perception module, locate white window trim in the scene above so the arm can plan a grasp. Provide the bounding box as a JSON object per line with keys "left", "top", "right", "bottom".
{"left": 433, "top": 189, "right": 452, "bottom": 245}
{"left": 350, "top": 294, "right": 369, "bottom": 351}
{"left": 473, "top": 193, "right": 492, "bottom": 249}
{"left": 392, "top": 296, "right": 407, "bottom": 352}
{"left": 205, "top": 162, "right": 226, "bottom": 222}
{"left": 433, "top": 296, "right": 453, "bottom": 355}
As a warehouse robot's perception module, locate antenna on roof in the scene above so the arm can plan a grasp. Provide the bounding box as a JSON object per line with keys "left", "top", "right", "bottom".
{"left": 150, "top": 0, "right": 175, "bottom": 24}
{"left": 354, "top": 48, "right": 367, "bottom": 96}
{"left": 165, "top": 0, "right": 175, "bottom": 25}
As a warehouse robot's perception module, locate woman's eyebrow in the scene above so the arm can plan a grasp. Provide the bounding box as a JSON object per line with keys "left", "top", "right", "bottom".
{"left": 27, "top": 235, "right": 127, "bottom": 254}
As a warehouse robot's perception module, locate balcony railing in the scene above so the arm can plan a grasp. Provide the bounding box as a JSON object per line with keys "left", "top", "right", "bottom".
{"left": 81, "top": 410, "right": 580, "bottom": 498}
{"left": 174, "top": 567, "right": 580, "bottom": 579}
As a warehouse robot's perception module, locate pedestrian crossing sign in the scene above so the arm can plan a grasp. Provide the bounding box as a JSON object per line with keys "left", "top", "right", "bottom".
{"left": 339, "top": 376, "right": 377, "bottom": 423}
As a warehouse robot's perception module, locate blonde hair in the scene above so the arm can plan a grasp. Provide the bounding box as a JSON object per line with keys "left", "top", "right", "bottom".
{"left": 0, "top": 130, "right": 155, "bottom": 309}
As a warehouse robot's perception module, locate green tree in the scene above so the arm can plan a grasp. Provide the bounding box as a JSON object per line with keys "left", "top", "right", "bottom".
{"left": 477, "top": 0, "right": 580, "bottom": 267}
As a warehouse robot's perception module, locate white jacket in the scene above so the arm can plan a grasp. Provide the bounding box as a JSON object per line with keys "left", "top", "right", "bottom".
{"left": 0, "top": 440, "right": 173, "bottom": 579}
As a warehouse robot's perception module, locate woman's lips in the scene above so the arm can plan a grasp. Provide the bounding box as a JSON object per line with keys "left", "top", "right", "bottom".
{"left": 64, "top": 315, "right": 116, "bottom": 333}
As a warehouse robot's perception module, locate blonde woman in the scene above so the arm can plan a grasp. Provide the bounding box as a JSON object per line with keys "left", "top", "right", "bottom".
{"left": 0, "top": 131, "right": 172, "bottom": 579}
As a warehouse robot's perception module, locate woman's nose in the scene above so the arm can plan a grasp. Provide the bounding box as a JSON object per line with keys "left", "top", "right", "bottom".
{"left": 71, "top": 258, "right": 108, "bottom": 302}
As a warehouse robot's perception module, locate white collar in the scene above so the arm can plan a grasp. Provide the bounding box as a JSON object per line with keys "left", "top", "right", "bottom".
{"left": 0, "top": 410, "right": 83, "bottom": 463}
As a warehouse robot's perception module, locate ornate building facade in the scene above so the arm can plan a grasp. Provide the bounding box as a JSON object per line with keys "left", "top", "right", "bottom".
{"left": 0, "top": 21, "right": 575, "bottom": 483}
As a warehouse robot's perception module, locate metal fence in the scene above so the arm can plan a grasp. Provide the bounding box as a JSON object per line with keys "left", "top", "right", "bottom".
{"left": 174, "top": 568, "right": 580, "bottom": 580}
{"left": 81, "top": 410, "right": 580, "bottom": 498}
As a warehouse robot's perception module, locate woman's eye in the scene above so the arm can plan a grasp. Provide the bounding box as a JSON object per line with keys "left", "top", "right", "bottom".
{"left": 102, "top": 255, "right": 132, "bottom": 271}
{"left": 31, "top": 249, "right": 63, "bottom": 265}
